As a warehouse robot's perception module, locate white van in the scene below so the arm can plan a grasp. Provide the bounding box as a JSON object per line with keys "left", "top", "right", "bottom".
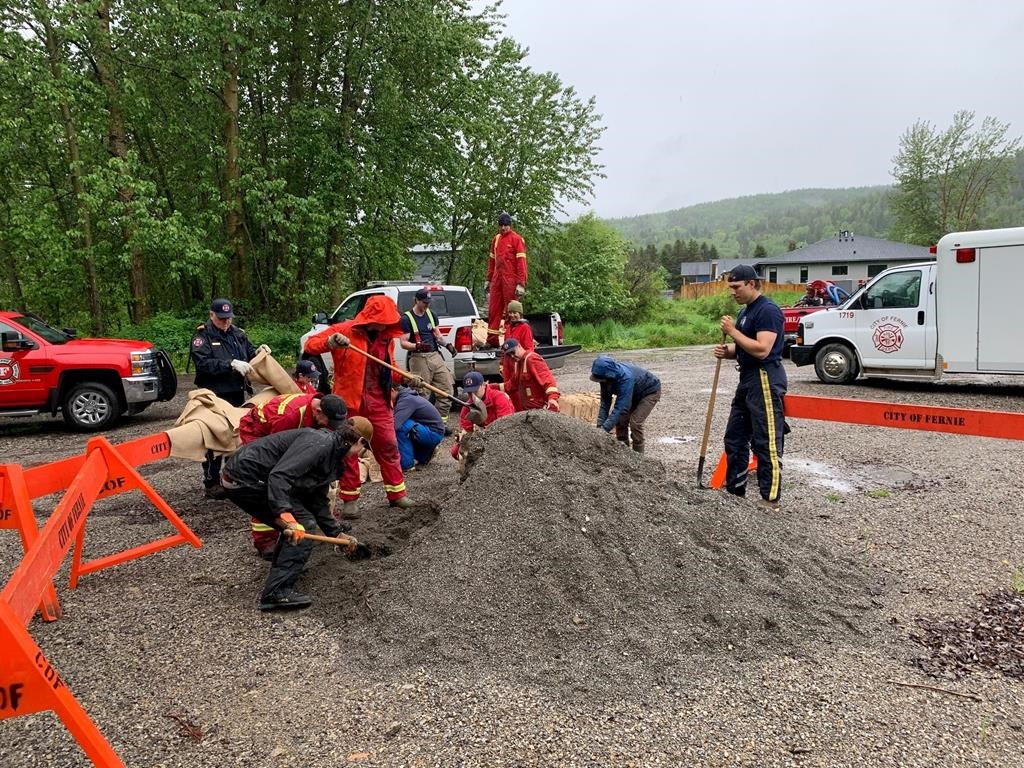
{"left": 790, "top": 226, "right": 1024, "bottom": 384}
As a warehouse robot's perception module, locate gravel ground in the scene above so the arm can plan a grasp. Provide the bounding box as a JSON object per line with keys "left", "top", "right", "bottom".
{"left": 2, "top": 350, "right": 1023, "bottom": 767}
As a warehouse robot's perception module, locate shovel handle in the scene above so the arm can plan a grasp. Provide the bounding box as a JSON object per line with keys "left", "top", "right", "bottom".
{"left": 345, "top": 343, "right": 472, "bottom": 409}
{"left": 698, "top": 334, "right": 726, "bottom": 486}
{"left": 301, "top": 531, "right": 359, "bottom": 548}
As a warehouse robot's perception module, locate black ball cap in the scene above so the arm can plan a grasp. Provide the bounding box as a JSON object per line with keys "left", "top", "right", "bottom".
{"left": 727, "top": 265, "right": 759, "bottom": 282}
{"left": 210, "top": 298, "right": 234, "bottom": 318}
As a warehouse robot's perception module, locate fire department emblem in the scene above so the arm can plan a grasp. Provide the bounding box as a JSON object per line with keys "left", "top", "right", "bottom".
{"left": 872, "top": 323, "right": 904, "bottom": 353}
{"left": 0, "top": 358, "right": 20, "bottom": 385}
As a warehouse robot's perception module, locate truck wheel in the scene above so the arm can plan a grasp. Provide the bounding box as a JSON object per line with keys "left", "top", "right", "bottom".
{"left": 62, "top": 382, "right": 121, "bottom": 432}
{"left": 814, "top": 343, "right": 858, "bottom": 385}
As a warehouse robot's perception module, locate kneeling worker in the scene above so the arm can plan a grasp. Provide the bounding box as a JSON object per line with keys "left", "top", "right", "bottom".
{"left": 392, "top": 385, "right": 445, "bottom": 470}
{"left": 222, "top": 419, "right": 372, "bottom": 611}
{"left": 450, "top": 371, "right": 514, "bottom": 458}
{"left": 500, "top": 338, "right": 560, "bottom": 412}
{"left": 238, "top": 392, "right": 348, "bottom": 558}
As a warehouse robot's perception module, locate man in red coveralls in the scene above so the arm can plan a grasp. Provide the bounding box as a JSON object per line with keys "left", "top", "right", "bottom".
{"left": 500, "top": 299, "right": 534, "bottom": 388}
{"left": 485, "top": 212, "right": 527, "bottom": 347}
{"left": 500, "top": 339, "right": 560, "bottom": 413}
{"left": 304, "top": 295, "right": 415, "bottom": 511}
{"left": 237, "top": 392, "right": 349, "bottom": 558}
{"left": 450, "top": 371, "right": 515, "bottom": 459}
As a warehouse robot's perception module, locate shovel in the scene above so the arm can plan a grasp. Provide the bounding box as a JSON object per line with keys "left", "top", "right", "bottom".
{"left": 345, "top": 343, "right": 472, "bottom": 409}
{"left": 298, "top": 530, "right": 372, "bottom": 559}
{"left": 697, "top": 334, "right": 726, "bottom": 488}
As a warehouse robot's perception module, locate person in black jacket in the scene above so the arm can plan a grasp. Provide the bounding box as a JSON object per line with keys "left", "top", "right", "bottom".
{"left": 221, "top": 419, "right": 372, "bottom": 611}
{"left": 590, "top": 355, "right": 662, "bottom": 454}
{"left": 191, "top": 298, "right": 264, "bottom": 498}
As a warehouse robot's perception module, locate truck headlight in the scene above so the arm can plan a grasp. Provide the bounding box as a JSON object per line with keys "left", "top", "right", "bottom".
{"left": 131, "top": 350, "right": 156, "bottom": 376}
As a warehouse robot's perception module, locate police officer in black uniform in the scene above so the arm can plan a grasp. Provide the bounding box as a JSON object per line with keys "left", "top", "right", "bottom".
{"left": 714, "top": 265, "right": 787, "bottom": 511}
{"left": 191, "top": 298, "right": 262, "bottom": 498}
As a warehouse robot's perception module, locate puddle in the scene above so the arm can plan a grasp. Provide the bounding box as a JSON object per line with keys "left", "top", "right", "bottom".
{"left": 788, "top": 458, "right": 855, "bottom": 492}
{"left": 789, "top": 456, "right": 922, "bottom": 494}
{"left": 658, "top": 435, "right": 697, "bottom": 445}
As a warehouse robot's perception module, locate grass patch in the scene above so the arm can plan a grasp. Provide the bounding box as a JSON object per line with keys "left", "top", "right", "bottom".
{"left": 1011, "top": 568, "right": 1024, "bottom": 594}
{"left": 866, "top": 488, "right": 891, "bottom": 499}
{"left": 565, "top": 289, "right": 805, "bottom": 351}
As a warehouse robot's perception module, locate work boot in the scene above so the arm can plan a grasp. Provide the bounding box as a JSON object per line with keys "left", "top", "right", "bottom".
{"left": 339, "top": 500, "right": 360, "bottom": 520}
{"left": 757, "top": 497, "right": 782, "bottom": 513}
{"left": 259, "top": 588, "right": 312, "bottom": 612}
{"left": 204, "top": 484, "right": 227, "bottom": 500}
{"left": 389, "top": 496, "right": 414, "bottom": 509}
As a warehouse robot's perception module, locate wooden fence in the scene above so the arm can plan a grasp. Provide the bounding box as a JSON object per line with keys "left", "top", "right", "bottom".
{"left": 678, "top": 281, "right": 793, "bottom": 300}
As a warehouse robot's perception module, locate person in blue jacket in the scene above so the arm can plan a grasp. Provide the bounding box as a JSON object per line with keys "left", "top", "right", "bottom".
{"left": 391, "top": 385, "right": 446, "bottom": 470}
{"left": 591, "top": 355, "right": 662, "bottom": 453}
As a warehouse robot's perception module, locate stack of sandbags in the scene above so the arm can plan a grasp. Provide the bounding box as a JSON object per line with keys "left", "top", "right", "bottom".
{"left": 471, "top": 318, "right": 493, "bottom": 347}
{"left": 559, "top": 392, "right": 602, "bottom": 425}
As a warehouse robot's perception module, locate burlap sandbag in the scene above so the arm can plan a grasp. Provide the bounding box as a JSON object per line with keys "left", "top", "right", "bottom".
{"left": 559, "top": 392, "right": 602, "bottom": 425}
{"left": 248, "top": 349, "right": 300, "bottom": 394}
{"left": 166, "top": 388, "right": 249, "bottom": 460}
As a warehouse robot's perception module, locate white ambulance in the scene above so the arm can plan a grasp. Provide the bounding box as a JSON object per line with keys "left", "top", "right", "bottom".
{"left": 790, "top": 226, "right": 1024, "bottom": 384}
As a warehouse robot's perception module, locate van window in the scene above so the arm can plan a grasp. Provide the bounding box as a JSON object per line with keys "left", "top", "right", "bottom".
{"left": 330, "top": 292, "right": 383, "bottom": 323}
{"left": 862, "top": 270, "right": 922, "bottom": 310}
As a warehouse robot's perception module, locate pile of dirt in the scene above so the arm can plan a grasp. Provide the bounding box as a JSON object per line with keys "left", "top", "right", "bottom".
{"left": 315, "top": 411, "right": 882, "bottom": 692}
{"left": 911, "top": 589, "right": 1024, "bottom": 681}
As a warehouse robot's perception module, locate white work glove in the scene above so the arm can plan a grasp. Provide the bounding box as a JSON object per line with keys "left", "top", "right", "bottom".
{"left": 515, "top": 284, "right": 526, "bottom": 298}
{"left": 466, "top": 399, "right": 487, "bottom": 426}
{"left": 257, "top": 344, "right": 272, "bottom": 356}
{"left": 230, "top": 359, "right": 253, "bottom": 376}
{"left": 327, "top": 332, "right": 350, "bottom": 349}
{"left": 546, "top": 399, "right": 560, "bottom": 413}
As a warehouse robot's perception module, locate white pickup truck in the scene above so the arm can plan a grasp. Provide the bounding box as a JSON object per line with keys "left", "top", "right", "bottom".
{"left": 790, "top": 226, "right": 1024, "bottom": 384}
{"left": 299, "top": 282, "right": 579, "bottom": 392}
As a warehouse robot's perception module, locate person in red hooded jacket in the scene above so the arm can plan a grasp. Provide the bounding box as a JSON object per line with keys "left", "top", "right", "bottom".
{"left": 485, "top": 212, "right": 527, "bottom": 347}
{"left": 500, "top": 299, "right": 534, "bottom": 396}
{"left": 304, "top": 295, "right": 415, "bottom": 510}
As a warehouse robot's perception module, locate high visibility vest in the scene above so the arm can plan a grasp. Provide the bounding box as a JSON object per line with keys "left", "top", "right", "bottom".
{"left": 404, "top": 309, "right": 437, "bottom": 342}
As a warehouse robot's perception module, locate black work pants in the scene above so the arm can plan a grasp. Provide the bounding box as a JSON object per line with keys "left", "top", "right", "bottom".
{"left": 202, "top": 389, "right": 246, "bottom": 487}
{"left": 223, "top": 485, "right": 336, "bottom": 599}
{"left": 724, "top": 361, "right": 787, "bottom": 502}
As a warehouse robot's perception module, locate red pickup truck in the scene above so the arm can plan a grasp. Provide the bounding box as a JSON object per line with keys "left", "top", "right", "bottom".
{"left": 0, "top": 311, "right": 177, "bottom": 431}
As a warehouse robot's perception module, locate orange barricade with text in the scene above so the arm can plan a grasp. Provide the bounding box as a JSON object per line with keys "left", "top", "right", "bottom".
{"left": 1, "top": 432, "right": 201, "bottom": 766}
{"left": 708, "top": 394, "right": 1024, "bottom": 486}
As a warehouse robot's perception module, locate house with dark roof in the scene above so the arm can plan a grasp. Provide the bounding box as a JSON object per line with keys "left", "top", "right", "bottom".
{"left": 679, "top": 258, "right": 749, "bottom": 283}
{"left": 753, "top": 231, "right": 930, "bottom": 293}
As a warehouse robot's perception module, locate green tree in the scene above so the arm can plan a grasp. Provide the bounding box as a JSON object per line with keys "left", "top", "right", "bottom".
{"left": 890, "top": 111, "right": 1021, "bottom": 245}
{"left": 528, "top": 214, "right": 634, "bottom": 324}
{"left": 752, "top": 243, "right": 767, "bottom": 259}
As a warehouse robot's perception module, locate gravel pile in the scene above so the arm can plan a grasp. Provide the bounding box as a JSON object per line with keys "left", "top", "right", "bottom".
{"left": 321, "top": 410, "right": 881, "bottom": 693}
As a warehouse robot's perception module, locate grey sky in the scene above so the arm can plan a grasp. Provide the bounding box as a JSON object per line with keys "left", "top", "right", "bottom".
{"left": 492, "top": 0, "right": 1024, "bottom": 218}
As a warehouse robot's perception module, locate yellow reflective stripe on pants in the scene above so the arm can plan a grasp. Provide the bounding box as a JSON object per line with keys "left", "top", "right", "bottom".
{"left": 758, "top": 368, "right": 781, "bottom": 502}
{"left": 338, "top": 489, "right": 360, "bottom": 499}
{"left": 383, "top": 482, "right": 406, "bottom": 494}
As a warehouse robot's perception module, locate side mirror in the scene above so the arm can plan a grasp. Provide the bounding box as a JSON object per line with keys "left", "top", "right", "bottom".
{"left": 62, "top": 327, "right": 77, "bottom": 339}
{"left": 312, "top": 312, "right": 328, "bottom": 325}
{"left": 1, "top": 332, "right": 35, "bottom": 352}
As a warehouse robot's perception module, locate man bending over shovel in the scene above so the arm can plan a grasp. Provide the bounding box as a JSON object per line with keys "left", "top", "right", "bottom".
{"left": 221, "top": 418, "right": 372, "bottom": 611}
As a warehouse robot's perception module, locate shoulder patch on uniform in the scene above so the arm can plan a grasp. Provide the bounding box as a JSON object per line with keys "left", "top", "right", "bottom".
{"left": 192, "top": 337, "right": 204, "bottom": 347}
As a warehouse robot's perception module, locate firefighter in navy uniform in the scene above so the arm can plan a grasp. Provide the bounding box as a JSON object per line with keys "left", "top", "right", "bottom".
{"left": 714, "top": 265, "right": 788, "bottom": 511}
{"left": 190, "top": 298, "right": 263, "bottom": 498}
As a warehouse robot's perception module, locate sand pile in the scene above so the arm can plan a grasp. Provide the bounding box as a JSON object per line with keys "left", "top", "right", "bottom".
{"left": 321, "top": 411, "right": 881, "bottom": 691}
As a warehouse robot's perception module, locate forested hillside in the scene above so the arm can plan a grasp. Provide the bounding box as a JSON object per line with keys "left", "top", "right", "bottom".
{"left": 606, "top": 187, "right": 893, "bottom": 257}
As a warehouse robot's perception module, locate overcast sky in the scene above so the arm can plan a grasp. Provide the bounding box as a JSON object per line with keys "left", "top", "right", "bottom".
{"left": 491, "top": 0, "right": 1024, "bottom": 219}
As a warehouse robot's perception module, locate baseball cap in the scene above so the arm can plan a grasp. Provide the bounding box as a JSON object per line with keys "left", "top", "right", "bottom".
{"left": 319, "top": 394, "right": 348, "bottom": 429}
{"left": 498, "top": 212, "right": 512, "bottom": 226}
{"left": 506, "top": 300, "right": 524, "bottom": 314}
{"left": 295, "top": 359, "right": 320, "bottom": 379}
{"left": 210, "top": 298, "right": 234, "bottom": 318}
{"left": 414, "top": 288, "right": 432, "bottom": 302}
{"left": 348, "top": 415, "right": 374, "bottom": 448}
{"left": 462, "top": 371, "right": 485, "bottom": 393}
{"left": 500, "top": 338, "right": 519, "bottom": 355}
{"left": 727, "top": 265, "right": 759, "bottom": 282}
